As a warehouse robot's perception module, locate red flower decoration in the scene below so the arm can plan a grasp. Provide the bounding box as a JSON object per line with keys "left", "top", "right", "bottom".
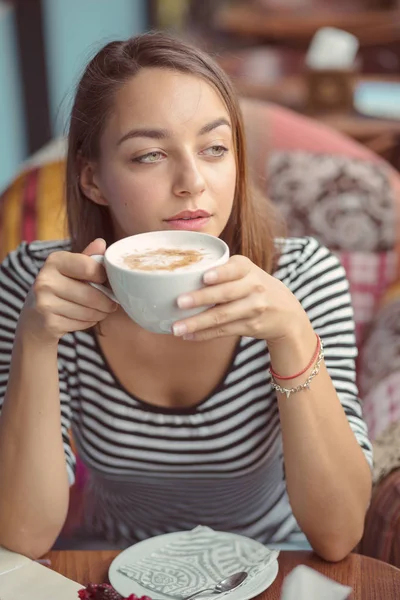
{"left": 78, "top": 583, "right": 152, "bottom": 600}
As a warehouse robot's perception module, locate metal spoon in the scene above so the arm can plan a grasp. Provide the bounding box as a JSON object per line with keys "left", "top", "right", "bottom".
{"left": 181, "top": 571, "right": 248, "bottom": 600}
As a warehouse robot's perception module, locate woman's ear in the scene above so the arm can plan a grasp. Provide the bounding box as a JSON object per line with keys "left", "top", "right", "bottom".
{"left": 79, "top": 160, "right": 108, "bottom": 206}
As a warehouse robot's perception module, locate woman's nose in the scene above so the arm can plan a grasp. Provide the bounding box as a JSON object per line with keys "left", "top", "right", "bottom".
{"left": 172, "top": 158, "right": 205, "bottom": 197}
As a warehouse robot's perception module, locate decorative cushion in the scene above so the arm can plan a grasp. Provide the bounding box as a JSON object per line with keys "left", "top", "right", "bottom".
{"left": 0, "top": 161, "right": 66, "bottom": 261}
{"left": 363, "top": 371, "right": 400, "bottom": 442}
{"left": 359, "top": 280, "right": 400, "bottom": 439}
{"left": 336, "top": 250, "right": 397, "bottom": 349}
{"left": 372, "top": 421, "right": 400, "bottom": 487}
{"left": 267, "top": 150, "right": 396, "bottom": 252}
{"left": 360, "top": 468, "right": 400, "bottom": 568}
{"left": 242, "top": 99, "right": 383, "bottom": 163}
{"left": 360, "top": 280, "right": 400, "bottom": 392}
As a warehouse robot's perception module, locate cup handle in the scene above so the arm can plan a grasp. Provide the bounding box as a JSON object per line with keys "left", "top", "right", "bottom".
{"left": 89, "top": 254, "right": 119, "bottom": 304}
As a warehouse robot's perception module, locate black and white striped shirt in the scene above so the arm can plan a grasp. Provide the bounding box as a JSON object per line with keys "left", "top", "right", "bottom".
{"left": 0, "top": 237, "right": 373, "bottom": 547}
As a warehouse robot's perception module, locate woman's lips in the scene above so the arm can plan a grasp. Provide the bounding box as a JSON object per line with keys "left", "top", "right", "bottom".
{"left": 165, "top": 216, "right": 211, "bottom": 230}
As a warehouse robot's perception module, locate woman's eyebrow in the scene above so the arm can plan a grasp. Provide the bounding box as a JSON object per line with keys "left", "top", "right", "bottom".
{"left": 117, "top": 117, "right": 231, "bottom": 146}
{"left": 117, "top": 128, "right": 169, "bottom": 145}
{"left": 198, "top": 117, "right": 231, "bottom": 135}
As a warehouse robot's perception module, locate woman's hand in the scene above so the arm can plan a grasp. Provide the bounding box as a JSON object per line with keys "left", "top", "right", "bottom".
{"left": 173, "top": 255, "right": 310, "bottom": 343}
{"left": 18, "top": 238, "right": 118, "bottom": 345}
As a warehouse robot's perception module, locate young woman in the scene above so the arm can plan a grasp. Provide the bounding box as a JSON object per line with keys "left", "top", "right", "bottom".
{"left": 0, "top": 32, "right": 372, "bottom": 561}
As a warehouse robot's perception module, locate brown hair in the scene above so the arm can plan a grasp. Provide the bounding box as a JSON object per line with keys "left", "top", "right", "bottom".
{"left": 66, "top": 31, "right": 284, "bottom": 273}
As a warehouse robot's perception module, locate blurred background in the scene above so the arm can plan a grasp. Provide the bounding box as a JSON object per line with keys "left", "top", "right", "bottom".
{"left": 3, "top": 0, "right": 400, "bottom": 193}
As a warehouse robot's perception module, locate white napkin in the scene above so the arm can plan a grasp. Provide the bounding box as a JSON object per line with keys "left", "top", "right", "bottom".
{"left": 281, "top": 565, "right": 352, "bottom": 600}
{"left": 0, "top": 546, "right": 84, "bottom": 600}
{"left": 117, "top": 526, "right": 279, "bottom": 598}
{"left": 0, "top": 547, "right": 31, "bottom": 576}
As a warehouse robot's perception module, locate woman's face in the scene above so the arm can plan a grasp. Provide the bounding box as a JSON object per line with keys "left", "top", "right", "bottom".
{"left": 88, "top": 67, "right": 237, "bottom": 239}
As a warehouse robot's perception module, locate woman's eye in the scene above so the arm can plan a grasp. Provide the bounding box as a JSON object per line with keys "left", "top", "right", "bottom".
{"left": 203, "top": 145, "right": 228, "bottom": 158}
{"left": 133, "top": 151, "right": 164, "bottom": 164}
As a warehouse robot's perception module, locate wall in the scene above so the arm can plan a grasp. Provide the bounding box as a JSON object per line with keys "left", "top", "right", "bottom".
{"left": 0, "top": 0, "right": 146, "bottom": 194}
{"left": 0, "top": 2, "right": 26, "bottom": 193}
{"left": 42, "top": 0, "right": 147, "bottom": 135}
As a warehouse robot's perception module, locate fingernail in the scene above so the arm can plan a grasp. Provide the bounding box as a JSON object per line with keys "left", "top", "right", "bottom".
{"left": 204, "top": 270, "right": 218, "bottom": 284}
{"left": 173, "top": 323, "right": 187, "bottom": 336}
{"left": 177, "top": 295, "right": 193, "bottom": 309}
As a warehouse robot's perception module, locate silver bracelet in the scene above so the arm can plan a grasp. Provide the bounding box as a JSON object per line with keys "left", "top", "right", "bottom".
{"left": 270, "top": 342, "right": 324, "bottom": 398}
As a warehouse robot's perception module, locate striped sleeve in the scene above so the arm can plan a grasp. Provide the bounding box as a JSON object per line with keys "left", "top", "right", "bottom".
{"left": 0, "top": 242, "right": 76, "bottom": 484}
{"left": 283, "top": 237, "right": 373, "bottom": 468}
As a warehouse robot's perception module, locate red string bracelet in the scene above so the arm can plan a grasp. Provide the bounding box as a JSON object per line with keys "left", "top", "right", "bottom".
{"left": 270, "top": 333, "right": 321, "bottom": 381}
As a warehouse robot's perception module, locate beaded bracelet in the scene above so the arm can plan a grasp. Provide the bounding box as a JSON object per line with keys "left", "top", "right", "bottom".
{"left": 270, "top": 340, "right": 324, "bottom": 398}
{"left": 270, "top": 333, "right": 320, "bottom": 381}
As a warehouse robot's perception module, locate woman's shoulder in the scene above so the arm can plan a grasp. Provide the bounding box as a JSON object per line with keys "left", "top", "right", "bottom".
{"left": 1, "top": 239, "right": 71, "bottom": 277}
{"left": 14, "top": 239, "right": 71, "bottom": 264}
{"left": 273, "top": 236, "right": 344, "bottom": 281}
{"left": 275, "top": 235, "right": 326, "bottom": 261}
{"left": 0, "top": 239, "right": 72, "bottom": 292}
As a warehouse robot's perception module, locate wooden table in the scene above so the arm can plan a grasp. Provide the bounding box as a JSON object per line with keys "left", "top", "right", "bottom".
{"left": 218, "top": 48, "right": 400, "bottom": 161}
{"left": 218, "top": 48, "right": 400, "bottom": 139}
{"left": 239, "top": 74, "right": 400, "bottom": 135}
{"left": 48, "top": 549, "right": 400, "bottom": 599}
{"left": 214, "top": 4, "right": 400, "bottom": 47}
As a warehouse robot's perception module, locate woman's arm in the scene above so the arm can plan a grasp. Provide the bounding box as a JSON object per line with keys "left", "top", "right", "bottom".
{"left": 0, "top": 239, "right": 117, "bottom": 558}
{"left": 172, "top": 237, "right": 373, "bottom": 561}
{"left": 0, "top": 331, "right": 70, "bottom": 559}
{"left": 269, "top": 321, "right": 372, "bottom": 562}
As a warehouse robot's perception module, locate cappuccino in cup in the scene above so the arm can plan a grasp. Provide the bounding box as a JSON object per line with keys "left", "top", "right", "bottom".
{"left": 119, "top": 245, "right": 221, "bottom": 273}
{"left": 89, "top": 231, "right": 229, "bottom": 334}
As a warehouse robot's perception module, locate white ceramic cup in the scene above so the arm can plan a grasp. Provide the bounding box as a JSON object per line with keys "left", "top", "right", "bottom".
{"left": 89, "top": 230, "right": 230, "bottom": 334}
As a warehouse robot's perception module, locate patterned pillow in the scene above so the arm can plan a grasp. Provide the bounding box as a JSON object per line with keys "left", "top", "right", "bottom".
{"left": 336, "top": 250, "right": 397, "bottom": 347}
{"left": 267, "top": 150, "right": 397, "bottom": 252}
{"left": 359, "top": 281, "right": 400, "bottom": 439}
{"left": 360, "top": 468, "right": 400, "bottom": 568}
{"left": 0, "top": 161, "right": 67, "bottom": 261}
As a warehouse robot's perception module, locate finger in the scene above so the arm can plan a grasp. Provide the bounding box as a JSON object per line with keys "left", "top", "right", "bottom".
{"left": 52, "top": 315, "right": 100, "bottom": 334}
{"left": 182, "top": 318, "right": 251, "bottom": 342}
{"left": 177, "top": 278, "right": 251, "bottom": 311}
{"left": 49, "top": 272, "right": 117, "bottom": 313}
{"left": 202, "top": 255, "right": 251, "bottom": 285}
{"left": 173, "top": 296, "right": 264, "bottom": 336}
{"left": 82, "top": 238, "right": 107, "bottom": 257}
{"left": 46, "top": 251, "right": 107, "bottom": 284}
{"left": 50, "top": 296, "right": 113, "bottom": 323}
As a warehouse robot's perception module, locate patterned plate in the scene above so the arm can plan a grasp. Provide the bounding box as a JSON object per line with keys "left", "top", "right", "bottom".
{"left": 109, "top": 528, "right": 279, "bottom": 600}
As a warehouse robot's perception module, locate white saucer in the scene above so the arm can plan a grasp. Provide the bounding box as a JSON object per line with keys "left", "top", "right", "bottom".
{"left": 109, "top": 530, "right": 279, "bottom": 600}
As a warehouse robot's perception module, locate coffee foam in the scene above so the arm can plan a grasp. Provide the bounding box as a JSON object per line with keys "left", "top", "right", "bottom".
{"left": 116, "top": 244, "right": 221, "bottom": 273}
